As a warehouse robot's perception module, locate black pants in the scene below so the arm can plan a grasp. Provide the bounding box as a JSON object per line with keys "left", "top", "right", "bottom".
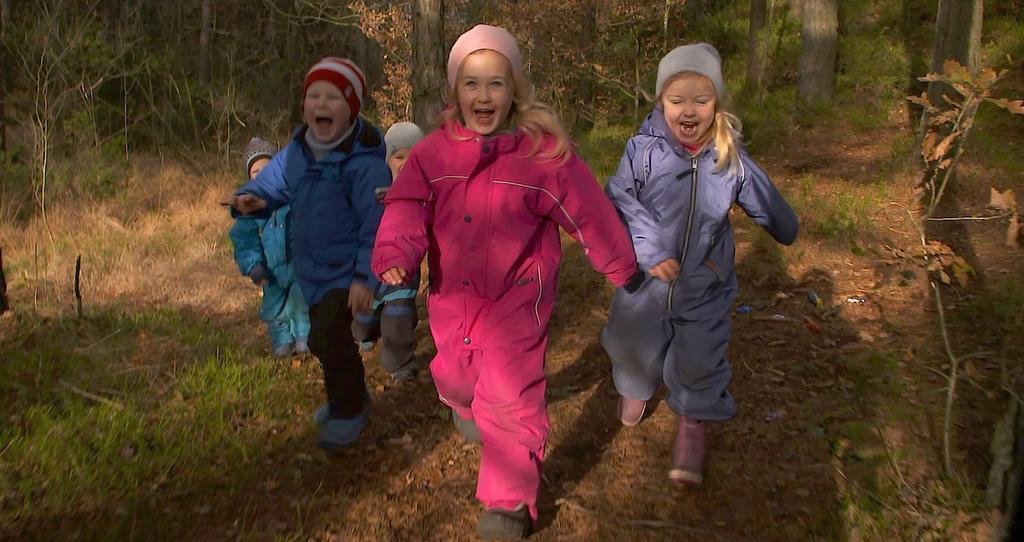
{"left": 308, "top": 288, "right": 365, "bottom": 418}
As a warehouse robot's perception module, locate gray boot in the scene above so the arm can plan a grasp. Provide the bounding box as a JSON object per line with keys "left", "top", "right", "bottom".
{"left": 477, "top": 504, "right": 531, "bottom": 540}
{"left": 452, "top": 408, "right": 481, "bottom": 444}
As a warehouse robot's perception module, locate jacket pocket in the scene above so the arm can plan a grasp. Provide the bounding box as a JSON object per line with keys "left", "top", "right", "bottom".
{"left": 514, "top": 264, "right": 544, "bottom": 327}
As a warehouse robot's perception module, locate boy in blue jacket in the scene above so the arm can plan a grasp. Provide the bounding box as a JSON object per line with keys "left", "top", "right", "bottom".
{"left": 222, "top": 58, "right": 390, "bottom": 451}
{"left": 230, "top": 137, "right": 311, "bottom": 358}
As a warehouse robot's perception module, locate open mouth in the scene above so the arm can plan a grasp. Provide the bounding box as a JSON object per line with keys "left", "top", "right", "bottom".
{"left": 473, "top": 107, "right": 495, "bottom": 125}
{"left": 678, "top": 122, "right": 699, "bottom": 138}
{"left": 315, "top": 116, "right": 333, "bottom": 131}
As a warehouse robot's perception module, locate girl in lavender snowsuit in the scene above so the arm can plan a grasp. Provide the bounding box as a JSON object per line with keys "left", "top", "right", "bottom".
{"left": 602, "top": 44, "right": 798, "bottom": 485}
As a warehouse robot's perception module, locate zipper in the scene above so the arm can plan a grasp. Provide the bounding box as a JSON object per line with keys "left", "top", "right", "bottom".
{"left": 667, "top": 154, "right": 699, "bottom": 311}
{"left": 533, "top": 265, "right": 543, "bottom": 326}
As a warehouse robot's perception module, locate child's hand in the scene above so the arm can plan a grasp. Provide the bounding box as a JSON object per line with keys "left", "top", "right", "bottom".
{"left": 220, "top": 194, "right": 268, "bottom": 214}
{"left": 348, "top": 282, "right": 374, "bottom": 315}
{"left": 381, "top": 267, "right": 408, "bottom": 285}
{"left": 649, "top": 258, "right": 680, "bottom": 283}
{"left": 248, "top": 264, "right": 269, "bottom": 286}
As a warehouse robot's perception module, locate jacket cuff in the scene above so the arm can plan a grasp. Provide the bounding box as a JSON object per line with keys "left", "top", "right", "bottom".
{"left": 622, "top": 271, "right": 646, "bottom": 294}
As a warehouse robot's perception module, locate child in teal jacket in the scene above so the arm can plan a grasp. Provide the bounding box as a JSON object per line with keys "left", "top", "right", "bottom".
{"left": 230, "top": 137, "right": 311, "bottom": 357}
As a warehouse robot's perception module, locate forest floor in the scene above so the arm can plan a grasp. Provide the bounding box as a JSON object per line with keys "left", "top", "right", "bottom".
{"left": 1, "top": 95, "right": 1022, "bottom": 541}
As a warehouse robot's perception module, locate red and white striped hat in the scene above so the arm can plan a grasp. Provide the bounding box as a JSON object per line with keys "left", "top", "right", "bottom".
{"left": 303, "top": 57, "right": 366, "bottom": 117}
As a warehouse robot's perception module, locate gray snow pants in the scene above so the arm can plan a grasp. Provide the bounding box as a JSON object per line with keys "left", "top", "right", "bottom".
{"left": 601, "top": 270, "right": 738, "bottom": 421}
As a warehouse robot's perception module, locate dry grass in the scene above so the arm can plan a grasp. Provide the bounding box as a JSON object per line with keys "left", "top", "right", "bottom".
{"left": 0, "top": 157, "right": 251, "bottom": 320}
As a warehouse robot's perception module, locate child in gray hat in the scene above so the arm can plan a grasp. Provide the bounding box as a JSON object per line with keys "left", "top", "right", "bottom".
{"left": 601, "top": 43, "right": 799, "bottom": 485}
{"left": 350, "top": 122, "right": 425, "bottom": 382}
{"left": 229, "top": 137, "right": 311, "bottom": 358}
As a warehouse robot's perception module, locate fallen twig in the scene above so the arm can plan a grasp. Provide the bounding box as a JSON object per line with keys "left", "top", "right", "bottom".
{"left": 925, "top": 211, "right": 1012, "bottom": 221}
{"left": 59, "top": 379, "right": 124, "bottom": 410}
{"left": 932, "top": 281, "right": 960, "bottom": 477}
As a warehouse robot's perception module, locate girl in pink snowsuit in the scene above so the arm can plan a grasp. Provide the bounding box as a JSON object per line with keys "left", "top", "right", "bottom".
{"left": 372, "top": 25, "right": 639, "bottom": 540}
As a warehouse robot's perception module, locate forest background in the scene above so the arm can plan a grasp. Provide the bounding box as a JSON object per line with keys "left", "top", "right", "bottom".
{"left": 1, "top": 0, "right": 1023, "bottom": 540}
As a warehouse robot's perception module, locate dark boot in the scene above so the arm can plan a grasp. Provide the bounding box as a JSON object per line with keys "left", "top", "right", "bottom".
{"left": 476, "top": 504, "right": 531, "bottom": 540}
{"left": 451, "top": 408, "right": 481, "bottom": 444}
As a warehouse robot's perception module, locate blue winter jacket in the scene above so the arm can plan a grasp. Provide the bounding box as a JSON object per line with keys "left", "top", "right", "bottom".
{"left": 606, "top": 108, "right": 798, "bottom": 306}
{"left": 235, "top": 118, "right": 390, "bottom": 305}
{"left": 229, "top": 205, "right": 297, "bottom": 289}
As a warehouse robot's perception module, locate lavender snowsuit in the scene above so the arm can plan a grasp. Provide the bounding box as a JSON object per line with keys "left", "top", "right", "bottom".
{"left": 601, "top": 109, "right": 798, "bottom": 421}
{"left": 372, "top": 121, "right": 638, "bottom": 521}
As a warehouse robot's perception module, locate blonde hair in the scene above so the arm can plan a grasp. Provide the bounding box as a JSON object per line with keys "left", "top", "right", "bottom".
{"left": 437, "top": 51, "right": 571, "bottom": 161}
{"left": 659, "top": 72, "right": 743, "bottom": 175}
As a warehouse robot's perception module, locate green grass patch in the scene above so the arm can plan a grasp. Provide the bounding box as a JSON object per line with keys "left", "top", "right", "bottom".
{"left": 784, "top": 175, "right": 879, "bottom": 247}
{"left": 576, "top": 124, "right": 637, "bottom": 185}
{"left": 0, "top": 307, "right": 305, "bottom": 535}
{"left": 841, "top": 350, "right": 901, "bottom": 397}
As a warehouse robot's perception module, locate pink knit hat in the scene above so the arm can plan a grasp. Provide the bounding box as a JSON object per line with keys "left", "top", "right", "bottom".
{"left": 446, "top": 25, "right": 523, "bottom": 89}
{"left": 304, "top": 57, "right": 366, "bottom": 117}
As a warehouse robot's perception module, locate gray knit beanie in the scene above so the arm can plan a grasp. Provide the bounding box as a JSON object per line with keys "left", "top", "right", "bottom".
{"left": 242, "top": 137, "right": 278, "bottom": 177}
{"left": 384, "top": 122, "right": 425, "bottom": 159}
{"left": 655, "top": 43, "right": 724, "bottom": 99}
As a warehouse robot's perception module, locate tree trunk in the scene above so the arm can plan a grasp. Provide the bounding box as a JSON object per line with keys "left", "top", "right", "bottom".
{"left": 0, "top": 247, "right": 7, "bottom": 314}
{"left": 411, "top": 0, "right": 445, "bottom": 128}
{"left": 927, "top": 0, "right": 983, "bottom": 105}
{"left": 198, "top": 0, "right": 212, "bottom": 84}
{"left": 0, "top": 0, "right": 8, "bottom": 154}
{"left": 662, "top": 0, "right": 671, "bottom": 51}
{"left": 577, "top": 0, "right": 596, "bottom": 131}
{"left": 988, "top": 397, "right": 1024, "bottom": 541}
{"left": 788, "top": 0, "right": 804, "bottom": 20}
{"left": 101, "top": 0, "right": 119, "bottom": 41}
{"left": 744, "top": 0, "right": 768, "bottom": 99}
{"left": 797, "top": 0, "right": 838, "bottom": 105}
{"left": 634, "top": 27, "right": 641, "bottom": 118}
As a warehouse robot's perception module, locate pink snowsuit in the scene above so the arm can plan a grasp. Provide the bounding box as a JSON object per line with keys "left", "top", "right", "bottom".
{"left": 372, "top": 120, "right": 638, "bottom": 520}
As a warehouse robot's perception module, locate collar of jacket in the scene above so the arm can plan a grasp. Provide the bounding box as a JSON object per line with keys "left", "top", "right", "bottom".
{"left": 643, "top": 107, "right": 716, "bottom": 161}
{"left": 443, "top": 119, "right": 524, "bottom": 155}
{"left": 292, "top": 117, "right": 382, "bottom": 163}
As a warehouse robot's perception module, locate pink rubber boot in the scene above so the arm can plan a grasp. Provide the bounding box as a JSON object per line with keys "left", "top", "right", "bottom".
{"left": 669, "top": 415, "right": 705, "bottom": 484}
{"left": 617, "top": 396, "right": 647, "bottom": 427}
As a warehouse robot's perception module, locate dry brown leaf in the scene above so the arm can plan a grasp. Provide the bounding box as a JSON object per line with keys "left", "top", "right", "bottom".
{"left": 921, "top": 131, "right": 939, "bottom": 160}
{"left": 990, "top": 98, "right": 1024, "bottom": 115}
{"left": 964, "top": 361, "right": 982, "bottom": 381}
{"left": 943, "top": 59, "right": 970, "bottom": 81}
{"left": 976, "top": 68, "right": 999, "bottom": 89}
{"left": 928, "top": 109, "right": 958, "bottom": 126}
{"left": 930, "top": 130, "right": 961, "bottom": 161}
{"left": 907, "top": 93, "right": 933, "bottom": 110}
{"left": 989, "top": 188, "right": 1018, "bottom": 212}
